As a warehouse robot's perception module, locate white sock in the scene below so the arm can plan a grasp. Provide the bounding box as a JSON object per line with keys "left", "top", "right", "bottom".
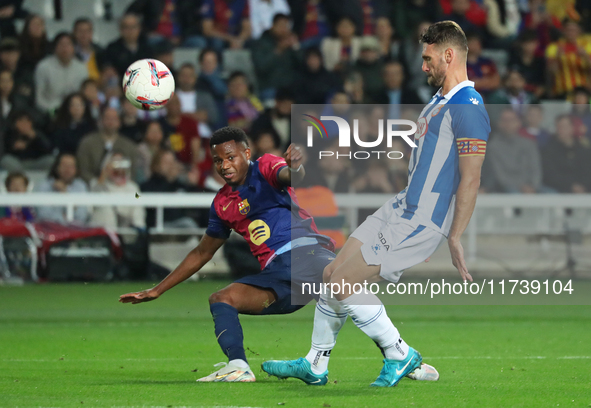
{"left": 305, "top": 294, "right": 348, "bottom": 374}
{"left": 340, "top": 292, "right": 409, "bottom": 361}
{"left": 229, "top": 359, "right": 249, "bottom": 369}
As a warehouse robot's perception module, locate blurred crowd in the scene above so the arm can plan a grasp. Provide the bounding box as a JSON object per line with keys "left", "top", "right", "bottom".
{"left": 1, "top": 0, "right": 591, "bottom": 230}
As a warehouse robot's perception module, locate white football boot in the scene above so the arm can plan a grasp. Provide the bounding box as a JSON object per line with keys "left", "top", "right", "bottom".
{"left": 196, "top": 361, "right": 256, "bottom": 383}
{"left": 407, "top": 363, "right": 440, "bottom": 381}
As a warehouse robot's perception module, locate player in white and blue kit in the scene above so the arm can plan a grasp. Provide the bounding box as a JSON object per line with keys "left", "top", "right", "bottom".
{"left": 263, "top": 21, "right": 491, "bottom": 387}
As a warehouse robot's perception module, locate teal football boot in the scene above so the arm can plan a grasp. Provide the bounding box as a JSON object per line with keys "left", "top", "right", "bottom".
{"left": 371, "top": 347, "right": 423, "bottom": 387}
{"left": 262, "top": 357, "right": 328, "bottom": 385}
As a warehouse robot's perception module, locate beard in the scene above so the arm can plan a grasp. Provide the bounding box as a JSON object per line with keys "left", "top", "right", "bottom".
{"left": 427, "top": 69, "right": 445, "bottom": 87}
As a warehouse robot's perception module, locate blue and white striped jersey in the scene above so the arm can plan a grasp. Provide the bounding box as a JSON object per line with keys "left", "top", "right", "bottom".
{"left": 392, "top": 80, "right": 491, "bottom": 236}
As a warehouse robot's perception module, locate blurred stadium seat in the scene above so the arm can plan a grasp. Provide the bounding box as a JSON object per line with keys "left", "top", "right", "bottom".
{"left": 222, "top": 49, "right": 258, "bottom": 90}
{"left": 173, "top": 47, "right": 201, "bottom": 72}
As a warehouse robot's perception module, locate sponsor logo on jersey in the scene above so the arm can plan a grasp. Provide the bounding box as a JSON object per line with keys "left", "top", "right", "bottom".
{"left": 378, "top": 232, "right": 390, "bottom": 251}
{"left": 248, "top": 220, "right": 270, "bottom": 245}
{"left": 238, "top": 199, "right": 250, "bottom": 215}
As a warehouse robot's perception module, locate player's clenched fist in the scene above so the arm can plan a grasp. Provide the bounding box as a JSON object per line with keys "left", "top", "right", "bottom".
{"left": 119, "top": 289, "right": 160, "bottom": 304}
{"left": 283, "top": 144, "right": 303, "bottom": 170}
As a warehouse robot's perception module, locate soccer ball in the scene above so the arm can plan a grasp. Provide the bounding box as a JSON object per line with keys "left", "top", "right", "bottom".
{"left": 122, "top": 59, "right": 175, "bottom": 110}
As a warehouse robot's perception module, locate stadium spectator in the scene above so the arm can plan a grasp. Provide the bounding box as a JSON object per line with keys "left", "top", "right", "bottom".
{"left": 522, "top": 0, "right": 562, "bottom": 54}
{"left": 119, "top": 98, "right": 143, "bottom": 144}
{"left": 390, "top": 0, "right": 441, "bottom": 41}
{"left": 73, "top": 18, "right": 102, "bottom": 81}
{"left": 466, "top": 32, "right": 501, "bottom": 95}
{"left": 97, "top": 66, "right": 123, "bottom": 111}
{"left": 1, "top": 172, "right": 34, "bottom": 221}
{"left": 249, "top": 0, "right": 290, "bottom": 40}
{"left": 292, "top": 47, "right": 340, "bottom": 104}
{"left": 160, "top": 94, "right": 212, "bottom": 183}
{"left": 321, "top": 17, "right": 362, "bottom": 72}
{"left": 353, "top": 36, "right": 384, "bottom": 102}
{"left": 18, "top": 14, "right": 50, "bottom": 73}
{"left": 542, "top": 114, "right": 591, "bottom": 193}
{"left": 141, "top": 149, "right": 202, "bottom": 228}
{"left": 519, "top": 104, "right": 551, "bottom": 147}
{"left": 488, "top": 70, "right": 538, "bottom": 112}
{"left": 0, "top": 69, "right": 42, "bottom": 131}
{"left": 352, "top": 159, "right": 395, "bottom": 194}
{"left": 198, "top": 0, "right": 251, "bottom": 51}
{"left": 250, "top": 130, "right": 282, "bottom": 159}
{"left": 374, "top": 17, "right": 399, "bottom": 60}
{"left": 396, "top": 20, "right": 434, "bottom": 103}
{"left": 287, "top": 0, "right": 331, "bottom": 48}
{"left": 250, "top": 88, "right": 293, "bottom": 149}
{"left": 196, "top": 49, "right": 227, "bottom": 125}
{"left": 358, "top": 0, "right": 389, "bottom": 36}
{"left": 34, "top": 33, "right": 88, "bottom": 114}
{"left": 77, "top": 107, "right": 140, "bottom": 184}
{"left": 374, "top": 61, "right": 422, "bottom": 113}
{"left": 441, "top": 0, "right": 486, "bottom": 35}
{"left": 252, "top": 13, "right": 301, "bottom": 102}
{"left": 90, "top": 152, "right": 146, "bottom": 229}
{"left": 176, "top": 63, "right": 220, "bottom": 134}
{"left": 80, "top": 79, "right": 102, "bottom": 120}
{"left": 508, "top": 29, "right": 547, "bottom": 98}
{"left": 483, "top": 0, "right": 521, "bottom": 45}
{"left": 224, "top": 71, "right": 263, "bottom": 133}
{"left": 484, "top": 108, "right": 543, "bottom": 193}
{"left": 102, "top": 14, "right": 153, "bottom": 77}
{"left": 545, "top": 19, "right": 591, "bottom": 99}
{"left": 299, "top": 137, "right": 352, "bottom": 193}
{"left": 126, "top": 0, "right": 202, "bottom": 46}
{"left": 50, "top": 93, "right": 97, "bottom": 154}
{"left": 36, "top": 153, "right": 89, "bottom": 224}
{"left": 0, "top": 0, "right": 27, "bottom": 38}
{"left": 571, "top": 87, "right": 591, "bottom": 138}
{"left": 0, "top": 38, "right": 34, "bottom": 103}
{"left": 137, "top": 121, "right": 165, "bottom": 179}
{"left": 0, "top": 110, "right": 53, "bottom": 172}
{"left": 343, "top": 71, "right": 371, "bottom": 104}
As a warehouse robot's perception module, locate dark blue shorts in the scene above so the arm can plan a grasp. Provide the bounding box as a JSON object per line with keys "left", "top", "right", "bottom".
{"left": 235, "top": 244, "right": 335, "bottom": 315}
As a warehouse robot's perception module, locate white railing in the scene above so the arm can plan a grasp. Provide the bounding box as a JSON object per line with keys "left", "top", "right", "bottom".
{"left": 2, "top": 193, "right": 591, "bottom": 261}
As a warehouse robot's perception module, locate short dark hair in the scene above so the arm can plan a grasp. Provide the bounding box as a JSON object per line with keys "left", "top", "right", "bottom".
{"left": 419, "top": 21, "right": 468, "bottom": 53}
{"left": 48, "top": 153, "right": 77, "bottom": 180}
{"left": 53, "top": 31, "right": 74, "bottom": 49}
{"left": 179, "top": 62, "right": 196, "bottom": 72}
{"left": 272, "top": 13, "right": 290, "bottom": 24}
{"left": 228, "top": 71, "right": 247, "bottom": 83}
{"left": 199, "top": 48, "right": 218, "bottom": 63}
{"left": 73, "top": 18, "right": 92, "bottom": 30}
{"left": 5, "top": 171, "right": 28, "bottom": 190}
{"left": 210, "top": 127, "right": 249, "bottom": 148}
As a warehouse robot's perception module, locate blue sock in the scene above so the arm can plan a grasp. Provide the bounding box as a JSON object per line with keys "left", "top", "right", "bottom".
{"left": 210, "top": 302, "right": 247, "bottom": 363}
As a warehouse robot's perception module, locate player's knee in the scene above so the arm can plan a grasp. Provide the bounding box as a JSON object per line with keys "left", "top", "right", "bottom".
{"left": 322, "top": 264, "right": 335, "bottom": 283}
{"left": 208, "top": 290, "right": 235, "bottom": 307}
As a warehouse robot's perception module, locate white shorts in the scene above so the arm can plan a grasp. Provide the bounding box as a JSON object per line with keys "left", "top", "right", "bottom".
{"left": 350, "top": 197, "right": 446, "bottom": 283}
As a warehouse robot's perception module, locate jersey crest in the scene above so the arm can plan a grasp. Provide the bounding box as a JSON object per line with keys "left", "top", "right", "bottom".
{"left": 238, "top": 198, "right": 250, "bottom": 215}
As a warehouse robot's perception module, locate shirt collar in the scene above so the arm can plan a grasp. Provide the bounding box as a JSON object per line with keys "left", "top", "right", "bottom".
{"left": 435, "top": 80, "right": 475, "bottom": 100}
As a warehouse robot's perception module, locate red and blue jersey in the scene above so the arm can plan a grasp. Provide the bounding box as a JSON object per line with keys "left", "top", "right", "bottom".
{"left": 206, "top": 154, "right": 335, "bottom": 269}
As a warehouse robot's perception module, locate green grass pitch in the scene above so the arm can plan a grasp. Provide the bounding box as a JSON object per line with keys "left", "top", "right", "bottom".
{"left": 1, "top": 282, "right": 590, "bottom": 408}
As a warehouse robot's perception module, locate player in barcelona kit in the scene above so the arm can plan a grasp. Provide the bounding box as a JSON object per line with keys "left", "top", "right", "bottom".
{"left": 262, "top": 21, "right": 491, "bottom": 387}
{"left": 119, "top": 126, "right": 338, "bottom": 382}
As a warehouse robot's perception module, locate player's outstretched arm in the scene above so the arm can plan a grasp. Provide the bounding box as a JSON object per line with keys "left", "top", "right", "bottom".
{"left": 447, "top": 155, "right": 485, "bottom": 283}
{"left": 278, "top": 144, "right": 306, "bottom": 186}
{"left": 119, "top": 234, "right": 226, "bottom": 304}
